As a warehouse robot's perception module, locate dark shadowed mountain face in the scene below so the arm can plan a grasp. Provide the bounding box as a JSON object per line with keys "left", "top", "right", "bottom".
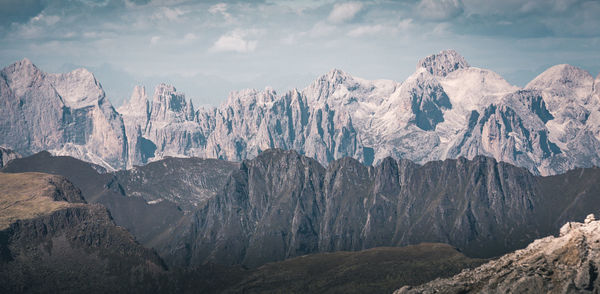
{"left": 4, "top": 149, "right": 600, "bottom": 269}
{"left": 190, "top": 150, "right": 548, "bottom": 267}
{"left": 0, "top": 172, "right": 166, "bottom": 294}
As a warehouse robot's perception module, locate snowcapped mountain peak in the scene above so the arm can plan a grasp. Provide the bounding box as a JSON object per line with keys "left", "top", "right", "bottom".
{"left": 417, "top": 49, "right": 470, "bottom": 77}
{"left": 303, "top": 68, "right": 357, "bottom": 103}
{"left": 526, "top": 64, "right": 593, "bottom": 91}
{"left": 324, "top": 68, "right": 350, "bottom": 82}
{"left": 526, "top": 64, "right": 594, "bottom": 112}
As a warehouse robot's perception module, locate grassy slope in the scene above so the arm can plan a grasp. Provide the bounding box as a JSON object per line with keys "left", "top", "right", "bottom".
{"left": 214, "top": 243, "right": 485, "bottom": 294}
{"left": 0, "top": 172, "right": 85, "bottom": 229}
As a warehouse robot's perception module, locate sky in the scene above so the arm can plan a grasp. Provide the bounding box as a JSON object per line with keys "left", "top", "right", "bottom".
{"left": 1, "top": 0, "right": 599, "bottom": 107}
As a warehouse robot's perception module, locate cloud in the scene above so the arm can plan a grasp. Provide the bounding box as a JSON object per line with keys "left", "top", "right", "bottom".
{"left": 31, "top": 13, "right": 60, "bottom": 26}
{"left": 347, "top": 19, "right": 413, "bottom": 38}
{"left": 347, "top": 24, "right": 384, "bottom": 37}
{"left": 417, "top": 0, "right": 464, "bottom": 21}
{"left": 0, "top": 0, "right": 45, "bottom": 27}
{"left": 9, "top": 12, "right": 62, "bottom": 39}
{"left": 328, "top": 2, "right": 363, "bottom": 23}
{"left": 152, "top": 7, "right": 185, "bottom": 21}
{"left": 183, "top": 33, "right": 197, "bottom": 41}
{"left": 210, "top": 29, "right": 258, "bottom": 53}
{"left": 209, "top": 3, "right": 234, "bottom": 23}
{"left": 308, "top": 22, "right": 337, "bottom": 38}
{"left": 150, "top": 35, "right": 161, "bottom": 45}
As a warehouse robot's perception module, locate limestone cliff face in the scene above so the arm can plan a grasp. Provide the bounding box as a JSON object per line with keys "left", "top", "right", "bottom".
{"left": 0, "top": 59, "right": 128, "bottom": 170}
{"left": 3, "top": 51, "right": 600, "bottom": 175}
{"left": 395, "top": 214, "right": 600, "bottom": 294}
{"left": 114, "top": 50, "right": 600, "bottom": 175}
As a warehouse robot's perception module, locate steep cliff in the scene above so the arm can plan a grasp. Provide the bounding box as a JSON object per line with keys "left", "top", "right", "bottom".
{"left": 0, "top": 59, "right": 128, "bottom": 170}
{"left": 0, "top": 172, "right": 166, "bottom": 293}
{"left": 3, "top": 50, "right": 599, "bottom": 175}
{"left": 5, "top": 150, "right": 600, "bottom": 269}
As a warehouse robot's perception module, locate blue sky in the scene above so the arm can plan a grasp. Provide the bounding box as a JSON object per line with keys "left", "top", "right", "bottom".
{"left": 1, "top": 0, "right": 599, "bottom": 107}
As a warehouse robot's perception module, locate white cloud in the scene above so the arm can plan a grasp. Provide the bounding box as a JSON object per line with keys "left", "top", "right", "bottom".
{"left": 150, "top": 35, "right": 161, "bottom": 45}
{"left": 184, "top": 33, "right": 197, "bottom": 41}
{"left": 347, "top": 24, "right": 384, "bottom": 37}
{"left": 31, "top": 13, "right": 61, "bottom": 26}
{"left": 209, "top": 3, "right": 234, "bottom": 23}
{"left": 152, "top": 7, "right": 186, "bottom": 21}
{"left": 398, "top": 19, "right": 414, "bottom": 31}
{"left": 10, "top": 13, "right": 62, "bottom": 39}
{"left": 210, "top": 29, "right": 258, "bottom": 53}
{"left": 308, "top": 22, "right": 337, "bottom": 37}
{"left": 417, "top": 0, "right": 464, "bottom": 21}
{"left": 328, "top": 2, "right": 363, "bottom": 23}
{"left": 346, "top": 19, "right": 413, "bottom": 38}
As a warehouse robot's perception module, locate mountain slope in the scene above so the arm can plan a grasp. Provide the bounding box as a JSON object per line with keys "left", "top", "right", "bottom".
{"left": 0, "top": 172, "right": 166, "bottom": 293}
{"left": 395, "top": 214, "right": 600, "bottom": 293}
{"left": 5, "top": 149, "right": 600, "bottom": 269}
{"left": 223, "top": 243, "right": 484, "bottom": 294}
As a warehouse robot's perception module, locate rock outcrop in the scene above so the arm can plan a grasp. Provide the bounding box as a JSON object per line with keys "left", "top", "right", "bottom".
{"left": 395, "top": 214, "right": 600, "bottom": 294}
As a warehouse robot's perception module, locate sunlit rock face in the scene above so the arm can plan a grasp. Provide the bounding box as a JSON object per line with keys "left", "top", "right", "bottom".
{"left": 0, "top": 58, "right": 127, "bottom": 170}
{"left": 2, "top": 50, "right": 600, "bottom": 175}
{"left": 395, "top": 214, "right": 600, "bottom": 294}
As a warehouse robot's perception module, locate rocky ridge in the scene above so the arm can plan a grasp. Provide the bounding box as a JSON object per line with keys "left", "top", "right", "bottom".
{"left": 0, "top": 172, "right": 166, "bottom": 293}
{"left": 7, "top": 149, "right": 600, "bottom": 268}
{"left": 395, "top": 214, "right": 600, "bottom": 294}
{"left": 2, "top": 51, "right": 600, "bottom": 175}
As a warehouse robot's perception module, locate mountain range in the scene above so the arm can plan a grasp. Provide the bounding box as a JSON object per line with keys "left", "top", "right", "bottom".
{"left": 4, "top": 149, "right": 600, "bottom": 270}
{"left": 0, "top": 168, "right": 484, "bottom": 293}
{"left": 2, "top": 50, "right": 600, "bottom": 175}
{"left": 3, "top": 149, "right": 600, "bottom": 293}
{"left": 2, "top": 49, "right": 600, "bottom": 293}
